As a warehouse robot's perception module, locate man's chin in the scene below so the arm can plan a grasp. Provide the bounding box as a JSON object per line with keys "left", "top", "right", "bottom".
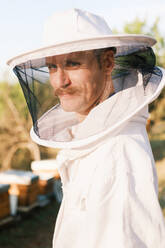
{"left": 60, "top": 96, "right": 80, "bottom": 112}
{"left": 60, "top": 102, "right": 78, "bottom": 113}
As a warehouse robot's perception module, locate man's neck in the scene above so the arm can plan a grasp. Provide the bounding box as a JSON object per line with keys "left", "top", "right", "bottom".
{"left": 76, "top": 113, "right": 87, "bottom": 123}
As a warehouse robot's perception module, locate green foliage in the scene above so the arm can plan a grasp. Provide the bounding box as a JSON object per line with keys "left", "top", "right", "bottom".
{"left": 10, "top": 83, "right": 28, "bottom": 117}
{"left": 123, "top": 17, "right": 147, "bottom": 34}
{"left": 0, "top": 81, "right": 29, "bottom": 123}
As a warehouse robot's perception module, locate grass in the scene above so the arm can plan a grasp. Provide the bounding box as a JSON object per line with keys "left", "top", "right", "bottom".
{"left": 150, "top": 124, "right": 165, "bottom": 217}
{"left": 159, "top": 180, "right": 165, "bottom": 217}
{"left": 0, "top": 199, "right": 60, "bottom": 248}
{"left": 150, "top": 139, "right": 165, "bottom": 161}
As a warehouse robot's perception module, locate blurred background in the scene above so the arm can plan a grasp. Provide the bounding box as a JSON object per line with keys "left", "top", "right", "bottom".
{"left": 0, "top": 0, "right": 165, "bottom": 247}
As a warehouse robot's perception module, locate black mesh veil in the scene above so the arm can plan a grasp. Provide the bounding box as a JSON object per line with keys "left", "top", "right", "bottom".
{"left": 13, "top": 45, "right": 162, "bottom": 142}
{"left": 14, "top": 59, "right": 58, "bottom": 135}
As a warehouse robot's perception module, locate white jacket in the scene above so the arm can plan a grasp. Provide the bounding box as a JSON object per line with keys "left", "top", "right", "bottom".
{"left": 31, "top": 68, "right": 165, "bottom": 247}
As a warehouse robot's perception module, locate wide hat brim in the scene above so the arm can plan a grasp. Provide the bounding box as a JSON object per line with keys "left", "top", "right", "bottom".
{"left": 7, "top": 34, "right": 156, "bottom": 68}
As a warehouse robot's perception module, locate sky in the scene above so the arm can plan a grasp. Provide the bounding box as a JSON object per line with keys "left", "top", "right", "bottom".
{"left": 0, "top": 0, "right": 165, "bottom": 81}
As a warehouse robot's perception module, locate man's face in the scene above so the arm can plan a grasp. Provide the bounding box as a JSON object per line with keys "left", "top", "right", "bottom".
{"left": 46, "top": 50, "right": 113, "bottom": 116}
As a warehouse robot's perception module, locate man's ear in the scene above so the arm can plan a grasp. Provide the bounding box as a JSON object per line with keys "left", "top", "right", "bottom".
{"left": 102, "top": 50, "right": 114, "bottom": 75}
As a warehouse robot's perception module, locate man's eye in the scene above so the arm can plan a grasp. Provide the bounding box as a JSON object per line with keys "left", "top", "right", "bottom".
{"left": 66, "top": 61, "right": 81, "bottom": 67}
{"left": 47, "top": 64, "right": 57, "bottom": 69}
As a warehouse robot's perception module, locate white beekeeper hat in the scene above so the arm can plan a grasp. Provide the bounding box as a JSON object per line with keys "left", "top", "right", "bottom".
{"left": 7, "top": 8, "right": 156, "bottom": 68}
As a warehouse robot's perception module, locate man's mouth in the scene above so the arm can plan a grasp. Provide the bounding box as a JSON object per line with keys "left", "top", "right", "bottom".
{"left": 59, "top": 92, "right": 71, "bottom": 97}
{"left": 54, "top": 87, "right": 80, "bottom": 97}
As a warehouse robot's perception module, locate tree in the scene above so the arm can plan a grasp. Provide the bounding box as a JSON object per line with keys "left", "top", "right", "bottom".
{"left": 0, "top": 80, "right": 59, "bottom": 171}
{"left": 0, "top": 82, "right": 40, "bottom": 170}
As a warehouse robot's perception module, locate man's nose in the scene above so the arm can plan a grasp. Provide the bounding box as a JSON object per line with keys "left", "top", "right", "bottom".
{"left": 53, "top": 68, "right": 71, "bottom": 89}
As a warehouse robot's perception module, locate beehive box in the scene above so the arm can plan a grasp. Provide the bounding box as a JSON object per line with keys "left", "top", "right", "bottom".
{"left": 37, "top": 173, "right": 54, "bottom": 196}
{"left": 31, "top": 160, "right": 62, "bottom": 203}
{"left": 0, "top": 170, "right": 39, "bottom": 206}
{"left": 0, "top": 184, "right": 10, "bottom": 220}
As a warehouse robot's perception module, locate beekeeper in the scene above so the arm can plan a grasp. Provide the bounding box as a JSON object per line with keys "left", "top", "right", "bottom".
{"left": 7, "top": 8, "right": 165, "bottom": 248}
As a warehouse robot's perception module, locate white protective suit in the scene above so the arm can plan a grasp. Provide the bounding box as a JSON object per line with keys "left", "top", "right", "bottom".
{"left": 30, "top": 67, "right": 165, "bottom": 248}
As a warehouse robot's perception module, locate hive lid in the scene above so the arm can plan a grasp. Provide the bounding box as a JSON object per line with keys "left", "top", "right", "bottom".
{"left": 31, "top": 159, "right": 59, "bottom": 171}
{"left": 0, "top": 170, "right": 39, "bottom": 185}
